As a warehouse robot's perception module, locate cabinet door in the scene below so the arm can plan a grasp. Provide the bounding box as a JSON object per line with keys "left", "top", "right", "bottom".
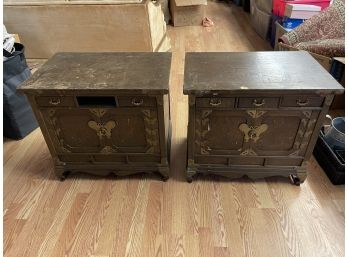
{"left": 195, "top": 109, "right": 248, "bottom": 155}
{"left": 194, "top": 109, "right": 319, "bottom": 158}
{"left": 101, "top": 108, "right": 160, "bottom": 154}
{"left": 41, "top": 108, "right": 104, "bottom": 153}
{"left": 251, "top": 110, "right": 319, "bottom": 156}
{"left": 42, "top": 107, "right": 161, "bottom": 154}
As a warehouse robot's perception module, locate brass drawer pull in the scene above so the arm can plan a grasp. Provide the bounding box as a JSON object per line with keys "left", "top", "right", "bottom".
{"left": 209, "top": 98, "right": 222, "bottom": 106}
{"left": 296, "top": 99, "right": 309, "bottom": 106}
{"left": 49, "top": 98, "right": 61, "bottom": 105}
{"left": 131, "top": 98, "right": 144, "bottom": 106}
{"left": 252, "top": 99, "right": 265, "bottom": 107}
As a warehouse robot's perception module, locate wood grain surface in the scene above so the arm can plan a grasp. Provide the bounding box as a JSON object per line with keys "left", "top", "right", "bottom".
{"left": 4, "top": 1, "right": 344, "bottom": 257}
{"left": 19, "top": 53, "right": 172, "bottom": 93}
{"left": 184, "top": 52, "right": 344, "bottom": 93}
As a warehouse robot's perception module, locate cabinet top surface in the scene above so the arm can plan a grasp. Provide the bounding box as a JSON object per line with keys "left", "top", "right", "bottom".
{"left": 184, "top": 52, "right": 344, "bottom": 94}
{"left": 19, "top": 52, "right": 172, "bottom": 93}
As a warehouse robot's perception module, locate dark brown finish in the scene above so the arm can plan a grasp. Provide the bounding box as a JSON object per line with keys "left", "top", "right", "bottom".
{"left": 184, "top": 52, "right": 344, "bottom": 94}
{"left": 184, "top": 52, "right": 344, "bottom": 183}
{"left": 19, "top": 52, "right": 172, "bottom": 180}
{"left": 20, "top": 52, "right": 171, "bottom": 93}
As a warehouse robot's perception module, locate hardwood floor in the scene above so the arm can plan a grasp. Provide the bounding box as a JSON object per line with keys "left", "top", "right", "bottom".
{"left": 4, "top": 1, "right": 344, "bottom": 257}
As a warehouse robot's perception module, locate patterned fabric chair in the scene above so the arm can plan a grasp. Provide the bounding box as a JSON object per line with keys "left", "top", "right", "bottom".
{"left": 280, "top": 0, "right": 345, "bottom": 57}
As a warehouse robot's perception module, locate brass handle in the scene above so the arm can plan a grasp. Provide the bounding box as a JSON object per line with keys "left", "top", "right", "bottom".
{"left": 296, "top": 99, "right": 309, "bottom": 106}
{"left": 131, "top": 98, "right": 144, "bottom": 106}
{"left": 49, "top": 98, "right": 61, "bottom": 105}
{"left": 253, "top": 99, "right": 265, "bottom": 107}
{"left": 209, "top": 98, "right": 222, "bottom": 106}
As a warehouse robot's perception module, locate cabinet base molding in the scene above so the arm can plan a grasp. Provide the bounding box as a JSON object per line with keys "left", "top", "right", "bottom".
{"left": 55, "top": 164, "right": 170, "bottom": 181}
{"left": 186, "top": 165, "right": 307, "bottom": 183}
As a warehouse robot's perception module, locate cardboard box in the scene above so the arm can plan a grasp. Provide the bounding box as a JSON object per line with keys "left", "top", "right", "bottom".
{"left": 4, "top": 0, "right": 171, "bottom": 58}
{"left": 170, "top": 0, "right": 207, "bottom": 27}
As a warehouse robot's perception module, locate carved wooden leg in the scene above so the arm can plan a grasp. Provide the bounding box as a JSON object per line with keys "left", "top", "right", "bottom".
{"left": 296, "top": 163, "right": 308, "bottom": 184}
{"left": 186, "top": 167, "right": 197, "bottom": 183}
{"left": 289, "top": 174, "right": 301, "bottom": 186}
{"left": 55, "top": 165, "right": 70, "bottom": 181}
{"left": 158, "top": 167, "right": 170, "bottom": 182}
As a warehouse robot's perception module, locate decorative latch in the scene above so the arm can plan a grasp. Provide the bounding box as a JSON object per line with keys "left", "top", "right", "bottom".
{"left": 88, "top": 120, "right": 116, "bottom": 139}
{"left": 239, "top": 123, "right": 268, "bottom": 143}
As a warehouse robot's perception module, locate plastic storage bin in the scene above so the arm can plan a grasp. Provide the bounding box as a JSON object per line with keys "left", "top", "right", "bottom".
{"left": 272, "top": 0, "right": 330, "bottom": 16}
{"left": 313, "top": 130, "right": 345, "bottom": 185}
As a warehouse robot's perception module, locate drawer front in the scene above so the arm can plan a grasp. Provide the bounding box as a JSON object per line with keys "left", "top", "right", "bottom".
{"left": 36, "top": 96, "right": 75, "bottom": 107}
{"left": 196, "top": 97, "right": 235, "bottom": 108}
{"left": 117, "top": 96, "right": 156, "bottom": 107}
{"left": 281, "top": 95, "right": 324, "bottom": 107}
{"left": 238, "top": 97, "right": 279, "bottom": 108}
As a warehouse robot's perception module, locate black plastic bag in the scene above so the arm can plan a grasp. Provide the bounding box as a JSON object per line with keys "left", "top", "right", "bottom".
{"left": 3, "top": 43, "right": 38, "bottom": 139}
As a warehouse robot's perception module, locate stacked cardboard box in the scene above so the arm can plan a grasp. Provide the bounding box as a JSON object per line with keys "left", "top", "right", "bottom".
{"left": 4, "top": 0, "right": 171, "bottom": 58}
{"left": 170, "top": 0, "right": 207, "bottom": 26}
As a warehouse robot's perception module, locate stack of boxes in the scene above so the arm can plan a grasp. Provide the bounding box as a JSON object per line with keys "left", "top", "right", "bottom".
{"left": 272, "top": 0, "right": 330, "bottom": 49}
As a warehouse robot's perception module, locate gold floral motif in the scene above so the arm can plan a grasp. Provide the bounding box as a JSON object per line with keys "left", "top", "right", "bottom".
{"left": 240, "top": 148, "right": 258, "bottom": 156}
{"left": 142, "top": 109, "right": 159, "bottom": 153}
{"left": 200, "top": 110, "right": 213, "bottom": 155}
{"left": 100, "top": 146, "right": 115, "bottom": 153}
{"left": 324, "top": 95, "right": 335, "bottom": 106}
{"left": 246, "top": 110, "right": 266, "bottom": 119}
{"left": 288, "top": 150, "right": 300, "bottom": 156}
{"left": 302, "top": 111, "right": 311, "bottom": 119}
{"left": 89, "top": 108, "right": 107, "bottom": 117}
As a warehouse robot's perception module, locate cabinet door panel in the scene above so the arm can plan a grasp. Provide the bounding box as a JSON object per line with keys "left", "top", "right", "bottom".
{"left": 42, "top": 108, "right": 103, "bottom": 153}
{"left": 102, "top": 108, "right": 160, "bottom": 154}
{"left": 194, "top": 108, "right": 319, "bottom": 159}
{"left": 253, "top": 110, "right": 319, "bottom": 156}
{"left": 256, "top": 115, "right": 301, "bottom": 151}
{"left": 195, "top": 109, "right": 247, "bottom": 155}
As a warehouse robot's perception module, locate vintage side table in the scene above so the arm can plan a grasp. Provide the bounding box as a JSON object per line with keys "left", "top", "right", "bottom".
{"left": 184, "top": 52, "right": 344, "bottom": 184}
{"left": 19, "top": 52, "right": 171, "bottom": 180}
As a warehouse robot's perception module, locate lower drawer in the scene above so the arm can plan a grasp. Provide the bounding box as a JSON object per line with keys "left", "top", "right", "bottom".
{"left": 195, "top": 156, "right": 264, "bottom": 166}
{"left": 58, "top": 154, "right": 161, "bottom": 164}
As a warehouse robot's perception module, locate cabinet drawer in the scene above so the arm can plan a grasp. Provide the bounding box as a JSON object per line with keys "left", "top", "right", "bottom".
{"left": 36, "top": 96, "right": 75, "bottom": 107}
{"left": 280, "top": 95, "right": 324, "bottom": 107}
{"left": 237, "top": 97, "right": 279, "bottom": 108}
{"left": 196, "top": 97, "right": 235, "bottom": 108}
{"left": 265, "top": 157, "right": 303, "bottom": 167}
{"left": 117, "top": 96, "right": 156, "bottom": 107}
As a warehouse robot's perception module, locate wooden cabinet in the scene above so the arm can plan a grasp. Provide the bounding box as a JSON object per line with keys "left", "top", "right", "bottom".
{"left": 184, "top": 52, "right": 344, "bottom": 184}
{"left": 19, "top": 53, "right": 171, "bottom": 180}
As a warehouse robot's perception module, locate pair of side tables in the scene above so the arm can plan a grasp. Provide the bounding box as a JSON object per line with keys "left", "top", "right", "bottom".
{"left": 19, "top": 52, "right": 344, "bottom": 185}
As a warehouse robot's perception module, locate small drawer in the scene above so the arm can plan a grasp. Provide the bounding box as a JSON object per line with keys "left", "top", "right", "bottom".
{"left": 196, "top": 97, "right": 235, "bottom": 108}
{"left": 280, "top": 95, "right": 324, "bottom": 107}
{"left": 238, "top": 97, "right": 279, "bottom": 108}
{"left": 36, "top": 96, "right": 75, "bottom": 107}
{"left": 117, "top": 96, "right": 156, "bottom": 107}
